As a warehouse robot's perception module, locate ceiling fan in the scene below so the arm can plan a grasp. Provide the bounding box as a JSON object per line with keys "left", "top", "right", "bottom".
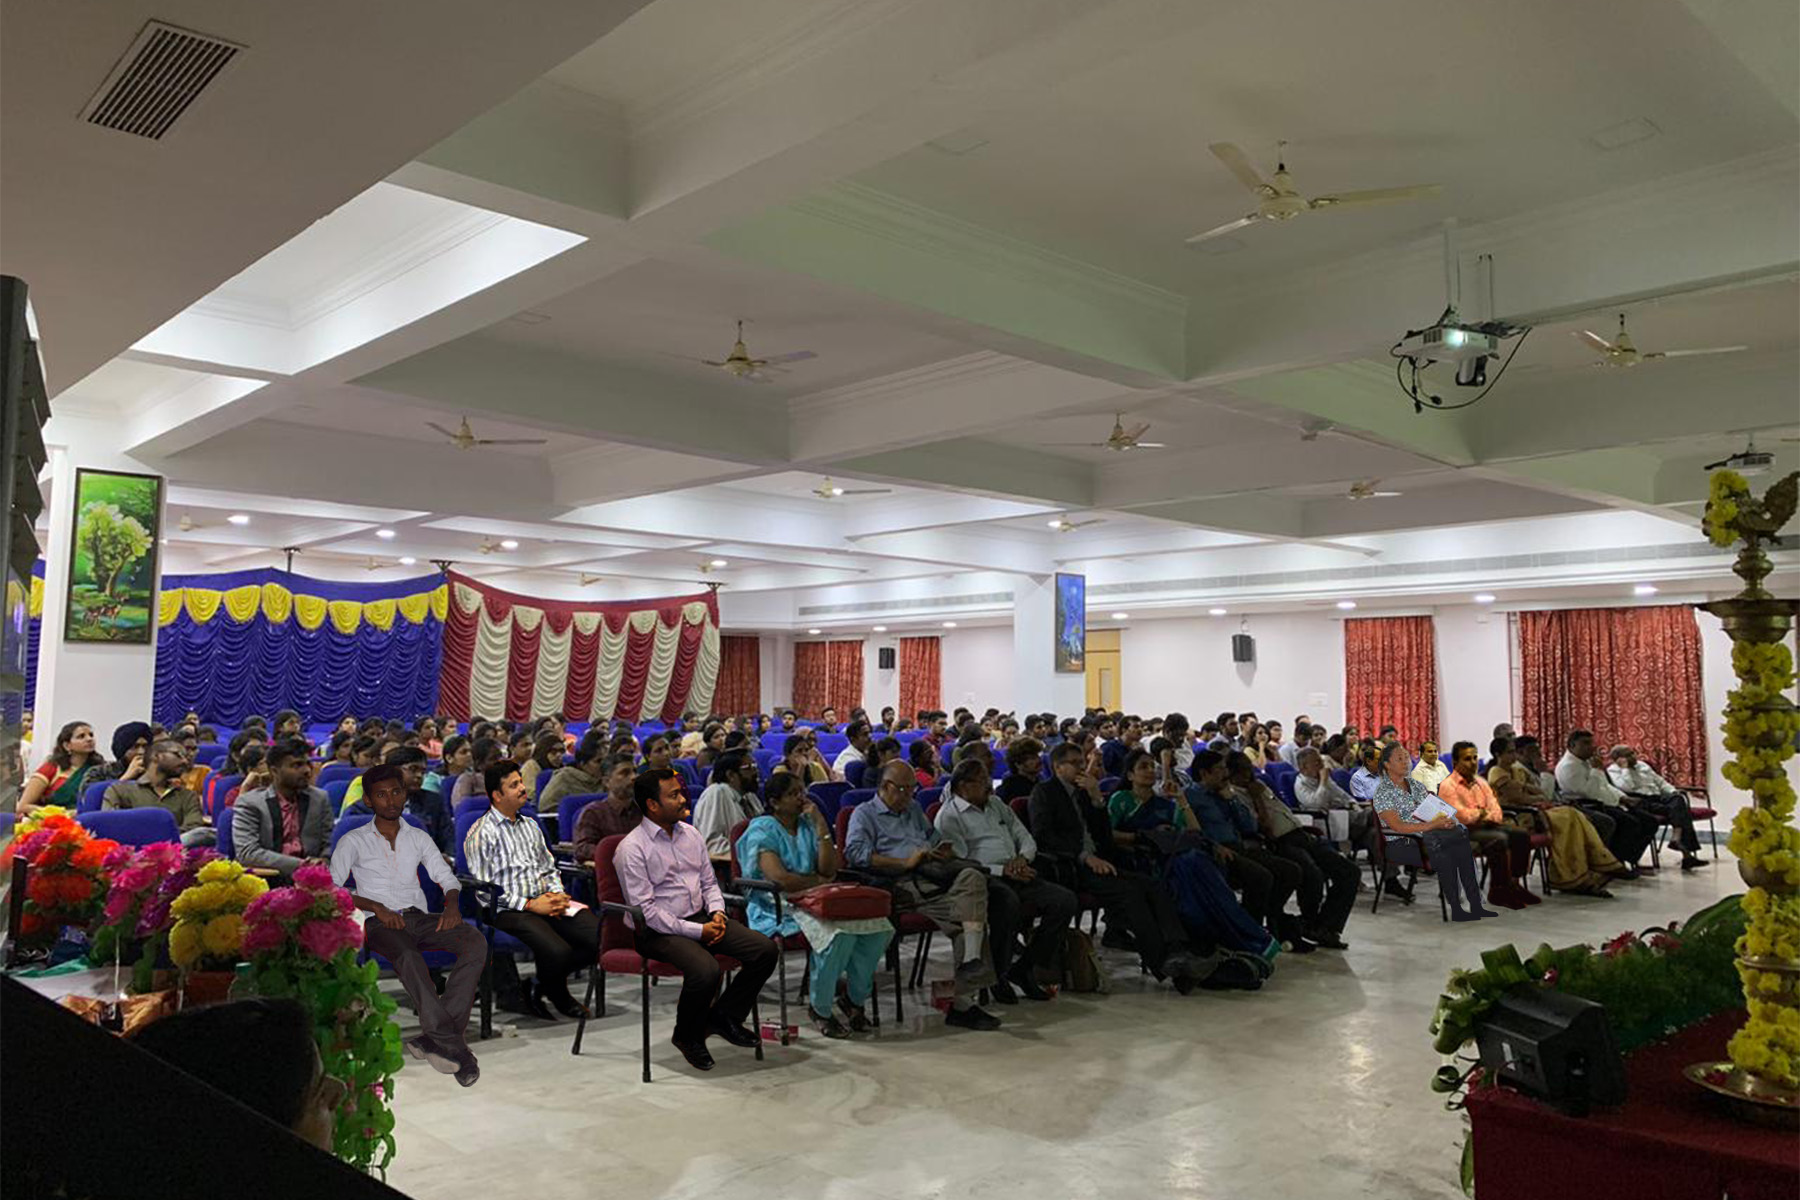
{"left": 426, "top": 416, "right": 548, "bottom": 451}
{"left": 1185, "top": 141, "right": 1440, "bottom": 245}
{"left": 812, "top": 477, "right": 892, "bottom": 499}
{"left": 1047, "top": 516, "right": 1104, "bottom": 532}
{"left": 1574, "top": 313, "right": 1747, "bottom": 367}
{"left": 1347, "top": 479, "right": 1402, "bottom": 501}
{"left": 701, "top": 319, "right": 818, "bottom": 381}
{"left": 1047, "top": 414, "right": 1165, "bottom": 452}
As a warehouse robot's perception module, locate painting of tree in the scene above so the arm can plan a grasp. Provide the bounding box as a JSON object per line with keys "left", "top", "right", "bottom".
{"left": 65, "top": 469, "right": 162, "bottom": 643}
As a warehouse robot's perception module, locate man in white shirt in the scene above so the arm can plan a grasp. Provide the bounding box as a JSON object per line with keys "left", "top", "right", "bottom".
{"left": 934, "top": 759, "right": 1075, "bottom": 1004}
{"left": 1294, "top": 747, "right": 1371, "bottom": 848}
{"left": 1554, "top": 730, "right": 1657, "bottom": 868}
{"left": 831, "top": 720, "right": 873, "bottom": 777}
{"left": 691, "top": 751, "right": 763, "bottom": 858}
{"left": 331, "top": 765, "right": 484, "bottom": 1086}
{"left": 1410, "top": 741, "right": 1449, "bottom": 791}
{"left": 1348, "top": 741, "right": 1383, "bottom": 802}
{"left": 1277, "top": 720, "right": 1310, "bottom": 766}
{"left": 1608, "top": 745, "right": 1706, "bottom": 869}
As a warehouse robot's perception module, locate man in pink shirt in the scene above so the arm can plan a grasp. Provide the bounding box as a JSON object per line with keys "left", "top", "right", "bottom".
{"left": 616, "top": 767, "right": 778, "bottom": 1072}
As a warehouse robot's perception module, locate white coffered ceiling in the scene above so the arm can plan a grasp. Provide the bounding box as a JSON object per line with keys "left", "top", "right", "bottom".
{"left": 9, "top": 0, "right": 1797, "bottom": 629}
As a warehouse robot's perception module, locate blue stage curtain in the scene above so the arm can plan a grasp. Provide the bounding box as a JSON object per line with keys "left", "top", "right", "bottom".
{"left": 152, "top": 569, "right": 445, "bottom": 727}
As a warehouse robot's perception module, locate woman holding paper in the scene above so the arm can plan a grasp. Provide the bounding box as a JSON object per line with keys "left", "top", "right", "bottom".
{"left": 1371, "top": 742, "right": 1498, "bottom": 923}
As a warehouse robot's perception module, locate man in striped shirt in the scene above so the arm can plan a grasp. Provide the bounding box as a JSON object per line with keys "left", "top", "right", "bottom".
{"left": 465, "top": 760, "right": 597, "bottom": 1020}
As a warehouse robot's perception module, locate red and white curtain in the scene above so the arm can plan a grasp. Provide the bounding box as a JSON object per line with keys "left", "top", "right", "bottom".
{"left": 439, "top": 573, "right": 720, "bottom": 722}
{"left": 1343, "top": 616, "right": 1440, "bottom": 748}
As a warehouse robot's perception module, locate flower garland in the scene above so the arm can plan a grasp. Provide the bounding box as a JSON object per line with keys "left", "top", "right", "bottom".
{"left": 1703, "top": 469, "right": 1747, "bottom": 548}
{"left": 5, "top": 810, "right": 120, "bottom": 946}
{"left": 242, "top": 864, "right": 402, "bottom": 1175}
{"left": 168, "top": 858, "right": 267, "bottom": 970}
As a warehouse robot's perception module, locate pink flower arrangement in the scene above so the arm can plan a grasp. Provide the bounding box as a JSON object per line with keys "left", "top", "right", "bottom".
{"left": 91, "top": 842, "right": 220, "bottom": 969}
{"left": 243, "top": 863, "right": 364, "bottom": 967}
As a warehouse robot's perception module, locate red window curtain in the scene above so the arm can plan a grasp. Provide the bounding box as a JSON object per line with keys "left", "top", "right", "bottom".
{"left": 792, "top": 641, "right": 830, "bottom": 719}
{"left": 898, "top": 636, "right": 941, "bottom": 725}
{"left": 827, "top": 640, "right": 864, "bottom": 712}
{"left": 1343, "top": 616, "right": 1440, "bottom": 747}
{"left": 1519, "top": 606, "right": 1707, "bottom": 787}
{"left": 712, "top": 635, "right": 761, "bottom": 716}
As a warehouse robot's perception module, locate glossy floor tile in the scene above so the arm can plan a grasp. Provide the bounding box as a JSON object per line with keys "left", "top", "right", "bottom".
{"left": 383, "top": 854, "right": 1744, "bottom": 1200}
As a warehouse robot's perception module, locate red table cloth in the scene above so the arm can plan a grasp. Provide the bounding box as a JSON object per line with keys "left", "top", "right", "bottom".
{"left": 1466, "top": 1012, "right": 1798, "bottom": 1200}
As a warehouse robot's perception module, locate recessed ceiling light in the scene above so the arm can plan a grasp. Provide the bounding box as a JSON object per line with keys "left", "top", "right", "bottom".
{"left": 499, "top": 539, "right": 519, "bottom": 550}
{"left": 872, "top": 625, "right": 887, "bottom": 633}
{"left": 709, "top": 558, "right": 728, "bottom": 568}
{"left": 1633, "top": 584, "right": 1658, "bottom": 596}
{"left": 807, "top": 628, "right": 821, "bottom": 635}
{"left": 1588, "top": 117, "right": 1660, "bottom": 151}
{"left": 1110, "top": 612, "right": 1130, "bottom": 620}
{"left": 1208, "top": 607, "right": 1228, "bottom": 616}
{"left": 1473, "top": 593, "right": 1496, "bottom": 604}
{"left": 375, "top": 528, "right": 396, "bottom": 539}
{"left": 398, "top": 556, "right": 416, "bottom": 566}
{"left": 226, "top": 514, "right": 250, "bottom": 526}
{"left": 1336, "top": 600, "right": 1357, "bottom": 610}
{"left": 941, "top": 621, "right": 957, "bottom": 628}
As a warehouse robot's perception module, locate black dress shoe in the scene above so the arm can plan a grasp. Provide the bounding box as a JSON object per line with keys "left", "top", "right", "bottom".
{"left": 707, "top": 1017, "right": 761, "bottom": 1048}
{"left": 988, "top": 977, "right": 1019, "bottom": 1005}
{"left": 552, "top": 996, "right": 592, "bottom": 1020}
{"left": 453, "top": 1050, "right": 480, "bottom": 1088}
{"left": 503, "top": 978, "right": 554, "bottom": 1021}
{"left": 672, "top": 1037, "right": 715, "bottom": 1071}
{"left": 1681, "top": 855, "right": 1708, "bottom": 871}
{"left": 944, "top": 1005, "right": 1002, "bottom": 1031}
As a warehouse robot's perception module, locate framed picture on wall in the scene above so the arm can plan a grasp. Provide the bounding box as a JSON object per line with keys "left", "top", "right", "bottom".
{"left": 64, "top": 468, "right": 162, "bottom": 644}
{"left": 1054, "top": 571, "right": 1086, "bottom": 673}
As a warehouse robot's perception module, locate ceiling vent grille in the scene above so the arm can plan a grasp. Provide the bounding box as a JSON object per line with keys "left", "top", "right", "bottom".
{"left": 81, "top": 21, "right": 243, "bottom": 140}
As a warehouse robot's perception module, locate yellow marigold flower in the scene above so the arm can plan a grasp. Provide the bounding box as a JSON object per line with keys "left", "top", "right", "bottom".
{"left": 202, "top": 913, "right": 245, "bottom": 957}
{"left": 169, "top": 920, "right": 203, "bottom": 967}
{"left": 196, "top": 859, "right": 242, "bottom": 885}
{"left": 232, "top": 874, "right": 268, "bottom": 903}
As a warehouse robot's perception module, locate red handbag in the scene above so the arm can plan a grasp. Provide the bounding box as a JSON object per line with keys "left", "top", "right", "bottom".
{"left": 792, "top": 883, "right": 892, "bottom": 921}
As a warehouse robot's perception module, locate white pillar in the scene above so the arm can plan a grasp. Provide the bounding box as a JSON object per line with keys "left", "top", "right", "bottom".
{"left": 1011, "top": 573, "right": 1085, "bottom": 720}
{"left": 34, "top": 413, "right": 165, "bottom": 767}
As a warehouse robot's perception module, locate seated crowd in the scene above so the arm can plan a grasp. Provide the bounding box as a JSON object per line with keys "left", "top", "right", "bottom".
{"left": 8, "top": 702, "right": 1712, "bottom": 1075}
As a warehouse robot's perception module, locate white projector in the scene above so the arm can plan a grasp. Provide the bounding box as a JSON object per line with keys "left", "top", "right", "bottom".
{"left": 1396, "top": 322, "right": 1501, "bottom": 363}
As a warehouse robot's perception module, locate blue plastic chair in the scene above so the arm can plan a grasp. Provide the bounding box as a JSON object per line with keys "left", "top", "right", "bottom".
{"left": 534, "top": 768, "right": 555, "bottom": 800}
{"left": 751, "top": 748, "right": 781, "bottom": 779}
{"left": 216, "top": 806, "right": 235, "bottom": 860}
{"left": 557, "top": 792, "right": 604, "bottom": 850}
{"left": 194, "top": 744, "right": 227, "bottom": 769}
{"left": 844, "top": 758, "right": 868, "bottom": 788}
{"left": 0, "top": 813, "right": 16, "bottom": 839}
{"left": 78, "top": 808, "right": 179, "bottom": 846}
{"left": 759, "top": 732, "right": 790, "bottom": 752}
{"left": 205, "top": 773, "right": 243, "bottom": 817}
{"left": 814, "top": 734, "right": 849, "bottom": 758}
{"left": 917, "top": 786, "right": 942, "bottom": 812}
{"left": 453, "top": 807, "right": 540, "bottom": 1039}
{"left": 77, "top": 781, "right": 111, "bottom": 814}
{"left": 316, "top": 763, "right": 359, "bottom": 789}
{"left": 808, "top": 781, "right": 850, "bottom": 823}
{"left": 671, "top": 758, "right": 701, "bottom": 788}
{"left": 324, "top": 779, "right": 352, "bottom": 813}
{"left": 1330, "top": 768, "right": 1356, "bottom": 793}
{"left": 329, "top": 810, "right": 428, "bottom": 853}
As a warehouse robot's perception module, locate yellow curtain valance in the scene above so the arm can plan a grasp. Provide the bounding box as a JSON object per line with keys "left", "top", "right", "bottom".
{"left": 156, "top": 582, "right": 448, "bottom": 634}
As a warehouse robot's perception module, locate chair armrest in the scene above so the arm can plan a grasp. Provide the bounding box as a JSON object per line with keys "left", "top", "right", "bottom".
{"left": 555, "top": 862, "right": 589, "bottom": 894}
{"left": 834, "top": 866, "right": 893, "bottom": 888}
{"left": 598, "top": 900, "right": 645, "bottom": 925}
{"left": 455, "top": 873, "right": 501, "bottom": 921}
{"left": 730, "top": 876, "right": 784, "bottom": 920}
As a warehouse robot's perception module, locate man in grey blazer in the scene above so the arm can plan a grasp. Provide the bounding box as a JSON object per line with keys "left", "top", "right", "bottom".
{"left": 232, "top": 738, "right": 333, "bottom": 877}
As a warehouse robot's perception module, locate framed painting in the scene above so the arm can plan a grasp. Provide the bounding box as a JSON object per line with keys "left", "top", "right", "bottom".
{"left": 1054, "top": 571, "right": 1086, "bottom": 673}
{"left": 65, "top": 468, "right": 162, "bottom": 643}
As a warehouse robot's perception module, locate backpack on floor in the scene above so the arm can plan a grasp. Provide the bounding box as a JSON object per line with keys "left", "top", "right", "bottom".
{"left": 1061, "top": 927, "right": 1110, "bottom": 994}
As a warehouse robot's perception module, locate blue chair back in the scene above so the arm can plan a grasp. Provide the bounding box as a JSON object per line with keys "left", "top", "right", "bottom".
{"left": 1330, "top": 768, "right": 1355, "bottom": 792}
{"left": 814, "top": 734, "right": 848, "bottom": 758}
{"left": 316, "top": 763, "right": 359, "bottom": 788}
{"left": 759, "top": 731, "right": 791, "bottom": 751}
{"left": 534, "top": 768, "right": 554, "bottom": 799}
{"left": 1098, "top": 776, "right": 1120, "bottom": 796}
{"left": 808, "top": 781, "right": 850, "bottom": 823}
{"left": 1440, "top": 752, "right": 1455, "bottom": 770}
{"left": 0, "top": 813, "right": 14, "bottom": 839}
{"left": 917, "top": 786, "right": 942, "bottom": 812}
{"left": 204, "top": 773, "right": 243, "bottom": 817}
{"left": 324, "top": 779, "right": 352, "bottom": 812}
{"left": 751, "top": 748, "right": 780, "bottom": 778}
{"left": 672, "top": 758, "right": 701, "bottom": 787}
{"left": 216, "top": 806, "right": 235, "bottom": 859}
{"left": 844, "top": 758, "right": 867, "bottom": 788}
{"left": 558, "top": 792, "right": 604, "bottom": 846}
{"left": 329, "top": 811, "right": 425, "bottom": 854}
{"left": 454, "top": 795, "right": 492, "bottom": 821}
{"left": 1263, "top": 762, "right": 1299, "bottom": 806}
{"left": 939, "top": 743, "right": 956, "bottom": 770}
{"left": 453, "top": 805, "right": 544, "bottom": 918}
{"left": 194, "top": 743, "right": 227, "bottom": 768}
{"left": 839, "top": 788, "right": 876, "bottom": 819}
{"left": 78, "top": 781, "right": 110, "bottom": 814}
{"left": 78, "top": 808, "right": 179, "bottom": 846}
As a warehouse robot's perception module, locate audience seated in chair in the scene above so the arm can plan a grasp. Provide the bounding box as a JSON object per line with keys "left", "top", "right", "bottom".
{"left": 102, "top": 737, "right": 213, "bottom": 847}
{"left": 1486, "top": 736, "right": 1626, "bottom": 896}
{"left": 1554, "top": 730, "right": 1659, "bottom": 869}
{"left": 340, "top": 748, "right": 452, "bottom": 854}
{"left": 692, "top": 750, "right": 764, "bottom": 857}
{"left": 571, "top": 754, "right": 643, "bottom": 864}
{"left": 831, "top": 720, "right": 873, "bottom": 778}
{"left": 1409, "top": 740, "right": 1449, "bottom": 791}
{"left": 1169, "top": 751, "right": 1312, "bottom": 952}
{"left": 616, "top": 767, "right": 778, "bottom": 1071}
{"left": 1371, "top": 741, "right": 1496, "bottom": 922}
{"left": 448, "top": 737, "right": 503, "bottom": 808}
{"left": 1436, "top": 741, "right": 1538, "bottom": 910}
{"left": 232, "top": 738, "right": 332, "bottom": 878}
{"left": 1347, "top": 740, "right": 1383, "bottom": 802}
{"left": 1227, "top": 751, "right": 1356, "bottom": 949}
{"left": 736, "top": 772, "right": 892, "bottom": 1039}
{"left": 844, "top": 760, "right": 1002, "bottom": 1031}
{"left": 1607, "top": 744, "right": 1707, "bottom": 871}
{"left": 331, "top": 764, "right": 484, "bottom": 1087}
{"left": 539, "top": 731, "right": 608, "bottom": 824}
{"left": 934, "top": 759, "right": 1073, "bottom": 1004}
{"left": 1293, "top": 747, "right": 1370, "bottom": 849}
{"left": 464, "top": 760, "right": 596, "bottom": 1022}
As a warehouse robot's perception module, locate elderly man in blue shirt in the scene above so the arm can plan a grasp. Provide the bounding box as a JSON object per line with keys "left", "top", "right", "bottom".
{"left": 1183, "top": 750, "right": 1310, "bottom": 953}
{"left": 845, "top": 759, "right": 1002, "bottom": 1031}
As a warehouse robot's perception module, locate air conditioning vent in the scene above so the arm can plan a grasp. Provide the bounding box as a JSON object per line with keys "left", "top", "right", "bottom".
{"left": 81, "top": 21, "right": 243, "bottom": 140}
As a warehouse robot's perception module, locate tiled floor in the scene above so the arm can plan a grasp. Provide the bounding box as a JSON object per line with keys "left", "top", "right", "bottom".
{"left": 383, "top": 854, "right": 1743, "bottom": 1200}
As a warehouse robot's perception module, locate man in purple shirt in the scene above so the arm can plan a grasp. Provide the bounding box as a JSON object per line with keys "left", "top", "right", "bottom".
{"left": 616, "top": 767, "right": 778, "bottom": 1072}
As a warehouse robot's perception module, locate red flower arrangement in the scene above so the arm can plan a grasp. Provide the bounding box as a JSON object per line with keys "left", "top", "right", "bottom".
{"left": 8, "top": 812, "right": 120, "bottom": 945}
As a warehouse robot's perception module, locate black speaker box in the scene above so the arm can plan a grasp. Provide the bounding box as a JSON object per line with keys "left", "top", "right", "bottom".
{"left": 878, "top": 646, "right": 895, "bottom": 669}
{"left": 1231, "top": 634, "right": 1255, "bottom": 663}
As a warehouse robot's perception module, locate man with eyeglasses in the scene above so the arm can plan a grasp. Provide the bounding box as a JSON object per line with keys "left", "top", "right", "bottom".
{"left": 844, "top": 760, "right": 1002, "bottom": 1031}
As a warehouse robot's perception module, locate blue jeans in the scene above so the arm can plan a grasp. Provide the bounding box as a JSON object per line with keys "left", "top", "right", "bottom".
{"left": 808, "top": 929, "right": 892, "bottom": 1016}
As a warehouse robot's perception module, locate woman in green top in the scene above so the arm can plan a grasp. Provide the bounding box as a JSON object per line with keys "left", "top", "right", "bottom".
{"left": 17, "top": 721, "right": 101, "bottom": 815}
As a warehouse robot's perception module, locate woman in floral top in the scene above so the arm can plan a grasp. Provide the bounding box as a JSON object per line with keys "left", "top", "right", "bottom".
{"left": 1371, "top": 742, "right": 1496, "bottom": 923}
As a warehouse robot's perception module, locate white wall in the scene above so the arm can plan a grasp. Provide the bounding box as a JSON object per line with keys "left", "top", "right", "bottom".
{"left": 1118, "top": 611, "right": 1346, "bottom": 725}
{"left": 940, "top": 626, "right": 1016, "bottom": 714}
{"left": 1433, "top": 604, "right": 1514, "bottom": 746}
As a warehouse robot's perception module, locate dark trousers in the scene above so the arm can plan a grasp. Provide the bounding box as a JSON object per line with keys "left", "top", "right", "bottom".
{"left": 1631, "top": 793, "right": 1701, "bottom": 853}
{"left": 1579, "top": 802, "right": 1656, "bottom": 865}
{"left": 490, "top": 907, "right": 600, "bottom": 1008}
{"left": 1078, "top": 865, "right": 1187, "bottom": 972}
{"left": 635, "top": 914, "right": 778, "bottom": 1043}
{"left": 362, "top": 909, "right": 488, "bottom": 1047}
{"left": 1268, "top": 830, "right": 1357, "bottom": 936}
{"left": 1222, "top": 843, "right": 1300, "bottom": 927}
{"left": 987, "top": 875, "right": 1078, "bottom": 978}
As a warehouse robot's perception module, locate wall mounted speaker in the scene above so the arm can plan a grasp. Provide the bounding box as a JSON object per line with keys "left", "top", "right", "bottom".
{"left": 1231, "top": 634, "right": 1255, "bottom": 663}
{"left": 878, "top": 647, "right": 895, "bottom": 669}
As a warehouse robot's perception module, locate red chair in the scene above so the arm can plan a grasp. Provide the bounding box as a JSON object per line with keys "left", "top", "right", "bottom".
{"left": 835, "top": 801, "right": 936, "bottom": 1020}
{"left": 571, "top": 834, "right": 763, "bottom": 1082}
